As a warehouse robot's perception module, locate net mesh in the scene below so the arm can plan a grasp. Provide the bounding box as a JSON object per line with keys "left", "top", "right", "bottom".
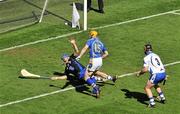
{"left": 0, "top": 0, "right": 84, "bottom": 33}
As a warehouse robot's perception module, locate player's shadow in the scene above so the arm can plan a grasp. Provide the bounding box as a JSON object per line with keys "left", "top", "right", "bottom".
{"left": 121, "top": 89, "right": 149, "bottom": 105}
{"left": 50, "top": 73, "right": 97, "bottom": 98}
{"left": 90, "top": 7, "right": 103, "bottom": 13}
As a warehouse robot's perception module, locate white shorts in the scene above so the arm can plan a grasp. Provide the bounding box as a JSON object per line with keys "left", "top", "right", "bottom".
{"left": 87, "top": 58, "right": 103, "bottom": 72}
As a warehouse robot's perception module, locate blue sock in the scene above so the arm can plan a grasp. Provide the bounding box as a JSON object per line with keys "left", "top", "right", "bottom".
{"left": 86, "top": 78, "right": 96, "bottom": 87}
{"left": 91, "top": 76, "right": 97, "bottom": 83}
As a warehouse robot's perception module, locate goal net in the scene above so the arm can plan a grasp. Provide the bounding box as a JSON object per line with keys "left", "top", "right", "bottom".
{"left": 0, "top": 0, "right": 86, "bottom": 34}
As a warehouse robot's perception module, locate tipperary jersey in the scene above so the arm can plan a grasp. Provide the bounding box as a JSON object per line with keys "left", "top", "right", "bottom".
{"left": 64, "top": 54, "right": 86, "bottom": 78}
{"left": 143, "top": 53, "right": 165, "bottom": 75}
{"left": 86, "top": 37, "right": 107, "bottom": 58}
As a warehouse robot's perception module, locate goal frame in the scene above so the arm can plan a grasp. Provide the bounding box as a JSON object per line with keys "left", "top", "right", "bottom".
{"left": 39, "top": 0, "right": 87, "bottom": 31}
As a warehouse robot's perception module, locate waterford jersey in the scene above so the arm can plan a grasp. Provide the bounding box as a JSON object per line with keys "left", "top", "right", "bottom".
{"left": 143, "top": 53, "right": 165, "bottom": 75}
{"left": 65, "top": 55, "right": 85, "bottom": 77}
{"left": 86, "top": 38, "right": 107, "bottom": 58}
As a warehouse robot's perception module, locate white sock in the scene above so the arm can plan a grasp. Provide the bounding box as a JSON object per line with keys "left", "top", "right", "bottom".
{"left": 107, "top": 76, "right": 112, "bottom": 80}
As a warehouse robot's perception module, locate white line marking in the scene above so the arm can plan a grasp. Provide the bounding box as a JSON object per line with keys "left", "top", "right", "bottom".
{"left": 117, "top": 61, "right": 180, "bottom": 78}
{"left": 171, "top": 12, "right": 180, "bottom": 15}
{"left": 0, "top": 31, "right": 83, "bottom": 52}
{"left": 0, "top": 61, "right": 179, "bottom": 108}
{"left": 0, "top": 21, "right": 37, "bottom": 34}
{"left": 90, "top": 9, "right": 180, "bottom": 30}
{"left": 0, "top": 9, "right": 180, "bottom": 53}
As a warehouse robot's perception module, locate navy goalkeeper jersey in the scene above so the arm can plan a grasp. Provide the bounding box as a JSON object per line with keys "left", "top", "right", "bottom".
{"left": 64, "top": 54, "right": 86, "bottom": 78}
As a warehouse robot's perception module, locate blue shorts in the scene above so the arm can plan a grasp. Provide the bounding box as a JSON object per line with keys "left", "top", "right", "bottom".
{"left": 78, "top": 68, "right": 86, "bottom": 79}
{"left": 149, "top": 72, "right": 166, "bottom": 85}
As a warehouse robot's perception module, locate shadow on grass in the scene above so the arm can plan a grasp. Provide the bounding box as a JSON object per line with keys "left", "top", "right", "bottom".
{"left": 50, "top": 71, "right": 117, "bottom": 98}
{"left": 23, "top": 0, "right": 71, "bottom": 26}
{"left": 121, "top": 89, "right": 149, "bottom": 105}
{"left": 49, "top": 75, "right": 97, "bottom": 98}
{"left": 0, "top": 21, "right": 38, "bottom": 34}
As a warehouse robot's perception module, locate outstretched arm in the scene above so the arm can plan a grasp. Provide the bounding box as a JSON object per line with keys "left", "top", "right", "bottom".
{"left": 77, "top": 44, "right": 89, "bottom": 59}
{"left": 69, "top": 38, "right": 79, "bottom": 56}
{"left": 51, "top": 75, "right": 67, "bottom": 80}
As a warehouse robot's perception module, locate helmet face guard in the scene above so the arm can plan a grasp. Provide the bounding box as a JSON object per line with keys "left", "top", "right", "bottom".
{"left": 61, "top": 54, "right": 69, "bottom": 63}
{"left": 144, "top": 43, "right": 152, "bottom": 55}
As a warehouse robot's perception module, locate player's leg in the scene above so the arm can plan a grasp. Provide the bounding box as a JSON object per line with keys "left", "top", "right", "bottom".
{"left": 145, "top": 80, "right": 155, "bottom": 107}
{"left": 87, "top": 0, "right": 92, "bottom": 11}
{"left": 98, "top": 0, "right": 104, "bottom": 13}
{"left": 154, "top": 85, "right": 166, "bottom": 103}
{"left": 94, "top": 70, "right": 117, "bottom": 82}
{"left": 83, "top": 69, "right": 100, "bottom": 98}
{"left": 88, "top": 58, "right": 117, "bottom": 82}
{"left": 87, "top": 58, "right": 102, "bottom": 77}
{"left": 154, "top": 73, "right": 166, "bottom": 103}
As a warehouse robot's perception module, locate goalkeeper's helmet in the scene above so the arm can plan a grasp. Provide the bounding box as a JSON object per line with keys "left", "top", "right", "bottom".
{"left": 89, "top": 31, "right": 98, "bottom": 38}
{"left": 61, "top": 54, "right": 69, "bottom": 60}
{"left": 61, "top": 54, "right": 70, "bottom": 64}
{"left": 144, "top": 43, "right": 152, "bottom": 55}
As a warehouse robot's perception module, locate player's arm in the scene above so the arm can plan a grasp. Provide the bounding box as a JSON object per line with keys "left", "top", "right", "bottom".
{"left": 69, "top": 38, "right": 79, "bottom": 56}
{"left": 137, "top": 58, "right": 149, "bottom": 77}
{"left": 51, "top": 75, "right": 67, "bottom": 80}
{"left": 77, "top": 44, "right": 89, "bottom": 59}
{"left": 102, "top": 50, "right": 108, "bottom": 59}
{"left": 101, "top": 46, "right": 108, "bottom": 59}
{"left": 137, "top": 66, "right": 148, "bottom": 76}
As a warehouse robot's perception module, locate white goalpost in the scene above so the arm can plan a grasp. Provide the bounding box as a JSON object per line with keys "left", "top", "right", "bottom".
{"left": 39, "top": 0, "right": 49, "bottom": 23}
{"left": 39, "top": 0, "right": 87, "bottom": 31}
{"left": 83, "top": 0, "right": 87, "bottom": 31}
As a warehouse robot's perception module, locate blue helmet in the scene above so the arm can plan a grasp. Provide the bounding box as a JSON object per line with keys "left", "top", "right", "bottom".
{"left": 61, "top": 54, "right": 69, "bottom": 60}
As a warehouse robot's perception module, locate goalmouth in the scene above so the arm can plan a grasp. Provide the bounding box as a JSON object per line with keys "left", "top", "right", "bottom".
{"left": 0, "top": 0, "right": 88, "bottom": 34}
{"left": 39, "top": 0, "right": 88, "bottom": 31}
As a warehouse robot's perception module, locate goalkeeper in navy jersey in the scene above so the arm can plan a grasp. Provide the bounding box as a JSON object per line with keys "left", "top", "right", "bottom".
{"left": 51, "top": 38, "right": 100, "bottom": 97}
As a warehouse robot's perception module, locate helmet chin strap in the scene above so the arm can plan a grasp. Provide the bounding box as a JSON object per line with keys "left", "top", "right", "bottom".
{"left": 145, "top": 51, "right": 152, "bottom": 55}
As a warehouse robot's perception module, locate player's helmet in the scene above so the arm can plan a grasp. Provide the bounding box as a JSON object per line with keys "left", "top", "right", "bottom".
{"left": 89, "top": 31, "right": 98, "bottom": 37}
{"left": 144, "top": 43, "right": 152, "bottom": 55}
{"left": 61, "top": 54, "right": 69, "bottom": 60}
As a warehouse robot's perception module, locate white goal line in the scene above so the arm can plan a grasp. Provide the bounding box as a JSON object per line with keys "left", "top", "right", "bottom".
{"left": 0, "top": 61, "right": 179, "bottom": 108}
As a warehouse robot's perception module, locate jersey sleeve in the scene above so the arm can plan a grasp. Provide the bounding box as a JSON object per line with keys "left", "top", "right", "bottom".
{"left": 86, "top": 40, "right": 91, "bottom": 48}
{"left": 102, "top": 44, "right": 107, "bottom": 52}
{"left": 143, "top": 57, "right": 149, "bottom": 67}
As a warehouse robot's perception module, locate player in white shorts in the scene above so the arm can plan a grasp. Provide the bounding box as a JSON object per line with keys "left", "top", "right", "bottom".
{"left": 76, "top": 31, "right": 117, "bottom": 82}
{"left": 137, "top": 43, "right": 166, "bottom": 108}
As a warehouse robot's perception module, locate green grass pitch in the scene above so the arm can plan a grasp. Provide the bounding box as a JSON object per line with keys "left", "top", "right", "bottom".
{"left": 0, "top": 0, "right": 180, "bottom": 114}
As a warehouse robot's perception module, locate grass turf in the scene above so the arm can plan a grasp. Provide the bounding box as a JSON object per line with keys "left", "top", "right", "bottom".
{"left": 0, "top": 0, "right": 180, "bottom": 114}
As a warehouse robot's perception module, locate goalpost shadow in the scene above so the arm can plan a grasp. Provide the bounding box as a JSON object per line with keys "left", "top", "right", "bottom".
{"left": 23, "top": 0, "right": 72, "bottom": 25}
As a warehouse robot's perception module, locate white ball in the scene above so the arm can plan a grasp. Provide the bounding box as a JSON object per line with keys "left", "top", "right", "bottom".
{"left": 64, "top": 22, "right": 68, "bottom": 25}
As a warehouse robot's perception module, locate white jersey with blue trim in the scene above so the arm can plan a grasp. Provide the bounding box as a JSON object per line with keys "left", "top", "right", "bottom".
{"left": 143, "top": 52, "right": 165, "bottom": 75}
{"left": 86, "top": 38, "right": 107, "bottom": 58}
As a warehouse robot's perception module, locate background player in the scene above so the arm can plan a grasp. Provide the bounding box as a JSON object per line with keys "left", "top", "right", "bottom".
{"left": 137, "top": 43, "right": 166, "bottom": 107}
